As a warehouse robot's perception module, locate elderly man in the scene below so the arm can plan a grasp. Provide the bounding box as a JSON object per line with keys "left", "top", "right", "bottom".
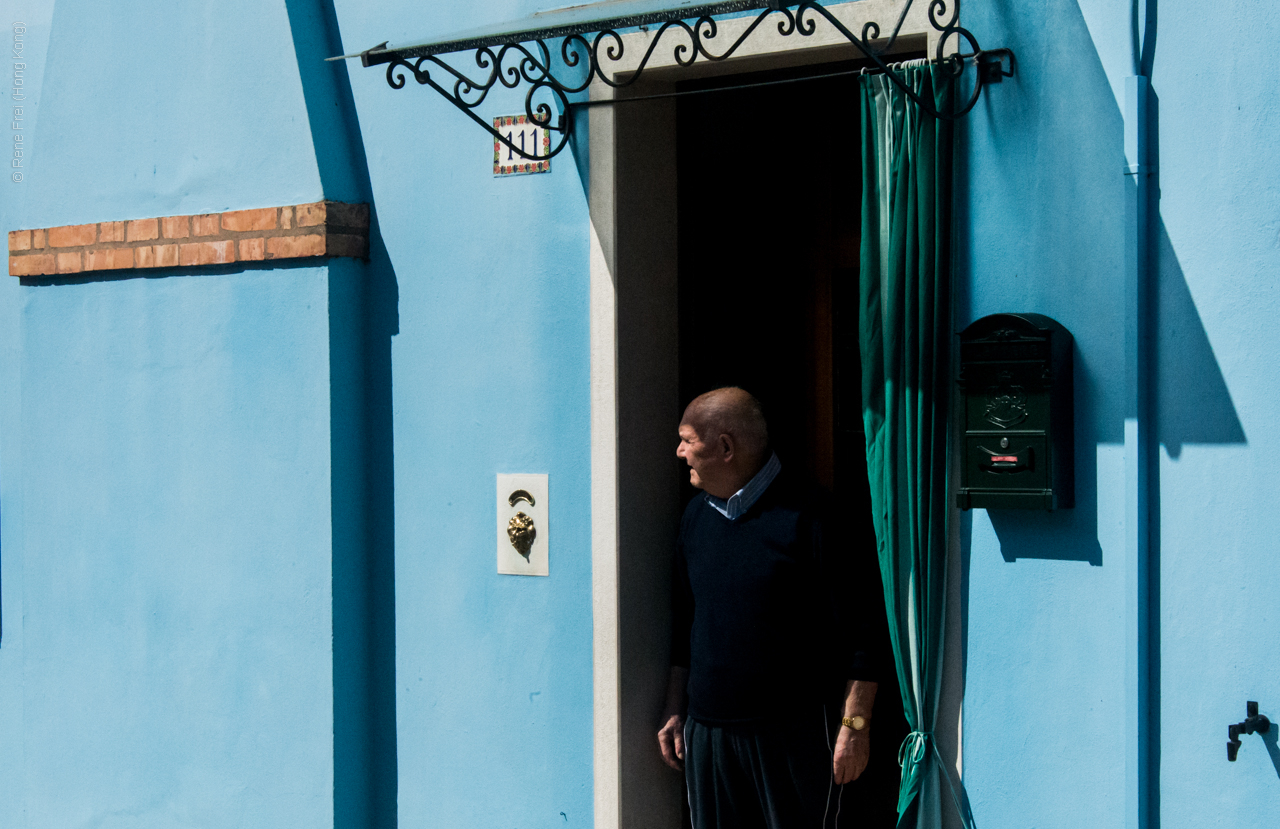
{"left": 657, "top": 387, "right": 879, "bottom": 829}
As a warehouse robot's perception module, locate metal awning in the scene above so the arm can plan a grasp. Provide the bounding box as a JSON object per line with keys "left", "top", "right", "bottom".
{"left": 337, "top": 0, "right": 767, "bottom": 62}
{"left": 331, "top": 0, "right": 1012, "bottom": 161}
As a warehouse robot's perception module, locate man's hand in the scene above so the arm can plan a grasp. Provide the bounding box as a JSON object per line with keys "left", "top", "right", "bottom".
{"left": 833, "top": 679, "right": 877, "bottom": 783}
{"left": 832, "top": 724, "right": 870, "bottom": 784}
{"left": 657, "top": 713, "right": 686, "bottom": 770}
{"left": 657, "top": 666, "right": 690, "bottom": 771}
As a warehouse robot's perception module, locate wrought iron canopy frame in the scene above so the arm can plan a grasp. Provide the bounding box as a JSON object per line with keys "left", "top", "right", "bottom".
{"left": 343, "top": 0, "right": 1014, "bottom": 162}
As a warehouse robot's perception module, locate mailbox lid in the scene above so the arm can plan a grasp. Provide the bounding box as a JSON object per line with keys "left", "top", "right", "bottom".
{"left": 957, "top": 313, "right": 1072, "bottom": 390}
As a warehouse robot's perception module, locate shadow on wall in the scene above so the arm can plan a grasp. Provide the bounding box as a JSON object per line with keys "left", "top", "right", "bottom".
{"left": 1262, "top": 723, "right": 1280, "bottom": 780}
{"left": 328, "top": 224, "right": 400, "bottom": 829}
{"left": 1154, "top": 215, "right": 1246, "bottom": 457}
{"left": 959, "top": 1, "right": 1244, "bottom": 566}
{"left": 987, "top": 205, "right": 1247, "bottom": 564}
{"left": 284, "top": 1, "right": 401, "bottom": 827}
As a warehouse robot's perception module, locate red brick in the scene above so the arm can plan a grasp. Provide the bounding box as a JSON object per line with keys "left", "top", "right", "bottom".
{"left": 136, "top": 244, "right": 180, "bottom": 269}
{"left": 9, "top": 253, "right": 56, "bottom": 276}
{"left": 162, "top": 216, "right": 190, "bottom": 239}
{"left": 126, "top": 218, "right": 159, "bottom": 242}
{"left": 48, "top": 224, "right": 97, "bottom": 247}
{"left": 31, "top": 228, "right": 45, "bottom": 249}
{"left": 98, "top": 221, "right": 125, "bottom": 243}
{"left": 327, "top": 233, "right": 368, "bottom": 258}
{"left": 192, "top": 214, "right": 220, "bottom": 236}
{"left": 238, "top": 238, "right": 265, "bottom": 261}
{"left": 56, "top": 252, "right": 83, "bottom": 273}
{"left": 8, "top": 230, "right": 30, "bottom": 251}
{"left": 266, "top": 234, "right": 326, "bottom": 259}
{"left": 84, "top": 247, "right": 135, "bottom": 271}
{"left": 294, "top": 202, "right": 326, "bottom": 227}
{"left": 327, "top": 202, "right": 370, "bottom": 228}
{"left": 279, "top": 206, "right": 294, "bottom": 229}
{"left": 154, "top": 245, "right": 179, "bottom": 267}
{"left": 179, "top": 240, "right": 236, "bottom": 266}
{"left": 221, "top": 208, "right": 277, "bottom": 232}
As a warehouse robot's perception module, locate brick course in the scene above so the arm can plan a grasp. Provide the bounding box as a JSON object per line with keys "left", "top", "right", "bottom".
{"left": 192, "top": 214, "right": 219, "bottom": 237}
{"left": 221, "top": 208, "right": 277, "bottom": 232}
{"left": 161, "top": 216, "right": 190, "bottom": 239}
{"left": 85, "top": 248, "right": 135, "bottom": 271}
{"left": 99, "top": 222, "right": 126, "bottom": 243}
{"left": 7, "top": 201, "right": 370, "bottom": 277}
{"left": 127, "top": 218, "right": 159, "bottom": 242}
{"left": 49, "top": 224, "right": 97, "bottom": 248}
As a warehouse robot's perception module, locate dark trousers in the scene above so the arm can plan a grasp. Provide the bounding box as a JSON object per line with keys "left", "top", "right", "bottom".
{"left": 684, "top": 708, "right": 844, "bottom": 829}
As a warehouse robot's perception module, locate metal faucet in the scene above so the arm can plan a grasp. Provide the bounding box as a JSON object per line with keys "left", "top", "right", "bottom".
{"left": 1227, "top": 701, "right": 1271, "bottom": 762}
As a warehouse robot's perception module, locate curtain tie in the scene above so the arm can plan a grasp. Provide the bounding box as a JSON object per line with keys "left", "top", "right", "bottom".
{"left": 897, "top": 730, "right": 931, "bottom": 769}
{"left": 896, "top": 730, "right": 978, "bottom": 829}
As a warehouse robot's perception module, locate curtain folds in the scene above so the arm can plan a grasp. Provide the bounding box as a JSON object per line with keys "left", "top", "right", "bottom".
{"left": 857, "top": 66, "right": 973, "bottom": 829}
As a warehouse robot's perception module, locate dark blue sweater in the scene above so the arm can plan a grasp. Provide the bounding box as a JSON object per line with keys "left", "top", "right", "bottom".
{"left": 671, "top": 472, "right": 878, "bottom": 724}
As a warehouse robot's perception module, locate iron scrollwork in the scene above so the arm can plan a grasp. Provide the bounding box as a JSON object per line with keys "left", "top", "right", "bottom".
{"left": 361, "top": 0, "right": 1014, "bottom": 162}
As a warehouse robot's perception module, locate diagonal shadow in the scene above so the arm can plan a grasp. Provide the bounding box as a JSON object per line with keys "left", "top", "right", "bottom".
{"left": 1154, "top": 215, "right": 1247, "bottom": 456}
{"left": 963, "top": 0, "right": 1243, "bottom": 569}
{"left": 1262, "top": 724, "right": 1280, "bottom": 780}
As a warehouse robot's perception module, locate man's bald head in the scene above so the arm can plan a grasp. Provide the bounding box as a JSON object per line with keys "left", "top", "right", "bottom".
{"left": 680, "top": 387, "right": 770, "bottom": 467}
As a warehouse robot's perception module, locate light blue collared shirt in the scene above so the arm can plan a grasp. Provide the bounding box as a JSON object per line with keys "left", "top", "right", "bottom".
{"left": 705, "top": 452, "right": 781, "bottom": 520}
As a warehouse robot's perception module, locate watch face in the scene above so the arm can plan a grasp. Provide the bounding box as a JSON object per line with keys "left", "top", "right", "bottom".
{"left": 843, "top": 715, "right": 868, "bottom": 731}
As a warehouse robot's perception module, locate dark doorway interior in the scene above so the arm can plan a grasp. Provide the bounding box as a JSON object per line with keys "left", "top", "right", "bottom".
{"left": 676, "top": 63, "right": 909, "bottom": 828}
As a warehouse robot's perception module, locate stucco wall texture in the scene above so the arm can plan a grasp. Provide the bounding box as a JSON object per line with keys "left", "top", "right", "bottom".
{"left": 958, "top": 2, "right": 1280, "bottom": 828}
{"left": 1, "top": 1, "right": 1277, "bottom": 828}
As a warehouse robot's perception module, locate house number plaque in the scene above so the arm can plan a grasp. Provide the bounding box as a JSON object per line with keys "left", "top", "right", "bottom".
{"left": 493, "top": 115, "right": 551, "bottom": 176}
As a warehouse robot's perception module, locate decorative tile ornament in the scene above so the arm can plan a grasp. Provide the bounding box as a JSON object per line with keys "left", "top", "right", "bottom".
{"left": 493, "top": 115, "right": 551, "bottom": 176}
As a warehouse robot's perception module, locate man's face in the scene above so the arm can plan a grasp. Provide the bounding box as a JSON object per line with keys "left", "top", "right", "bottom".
{"left": 677, "top": 422, "right": 722, "bottom": 491}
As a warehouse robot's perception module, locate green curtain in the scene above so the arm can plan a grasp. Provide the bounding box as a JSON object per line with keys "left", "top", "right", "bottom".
{"left": 858, "top": 66, "right": 974, "bottom": 829}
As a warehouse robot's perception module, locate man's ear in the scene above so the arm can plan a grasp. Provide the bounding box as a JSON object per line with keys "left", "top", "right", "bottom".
{"left": 717, "top": 433, "right": 735, "bottom": 462}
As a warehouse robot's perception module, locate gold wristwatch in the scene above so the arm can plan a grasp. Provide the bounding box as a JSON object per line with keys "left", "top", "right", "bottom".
{"left": 841, "top": 715, "right": 868, "bottom": 731}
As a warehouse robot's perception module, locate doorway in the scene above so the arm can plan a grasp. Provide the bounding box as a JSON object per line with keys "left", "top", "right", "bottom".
{"left": 676, "top": 63, "right": 908, "bottom": 829}
{"left": 601, "top": 50, "right": 923, "bottom": 829}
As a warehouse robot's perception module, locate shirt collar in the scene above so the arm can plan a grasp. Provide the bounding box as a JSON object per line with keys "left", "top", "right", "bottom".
{"left": 705, "top": 452, "right": 781, "bottom": 520}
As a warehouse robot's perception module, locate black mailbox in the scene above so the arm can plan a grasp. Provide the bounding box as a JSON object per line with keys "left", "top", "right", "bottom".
{"left": 957, "top": 313, "right": 1074, "bottom": 510}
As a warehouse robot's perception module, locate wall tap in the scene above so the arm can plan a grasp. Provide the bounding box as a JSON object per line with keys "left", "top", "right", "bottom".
{"left": 1227, "top": 701, "right": 1271, "bottom": 761}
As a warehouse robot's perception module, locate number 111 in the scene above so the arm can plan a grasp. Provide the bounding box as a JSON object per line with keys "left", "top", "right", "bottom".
{"left": 505, "top": 126, "right": 539, "bottom": 160}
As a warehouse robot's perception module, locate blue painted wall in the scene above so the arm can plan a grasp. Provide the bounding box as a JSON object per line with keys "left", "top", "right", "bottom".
{"left": 0, "top": 8, "right": 54, "bottom": 828}
{"left": 0, "top": 0, "right": 346, "bottom": 826}
{"left": 5, "top": 0, "right": 1279, "bottom": 828}
{"left": 1147, "top": 2, "right": 1280, "bottom": 826}
{"left": 959, "top": 1, "right": 1280, "bottom": 827}
{"left": 334, "top": 3, "right": 597, "bottom": 826}
{"left": 18, "top": 269, "right": 336, "bottom": 827}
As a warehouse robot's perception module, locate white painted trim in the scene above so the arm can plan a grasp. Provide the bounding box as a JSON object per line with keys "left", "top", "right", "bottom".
{"left": 590, "top": 215, "right": 621, "bottom": 829}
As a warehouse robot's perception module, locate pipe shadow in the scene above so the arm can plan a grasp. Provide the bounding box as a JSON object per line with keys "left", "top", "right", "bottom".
{"left": 285, "top": 0, "right": 400, "bottom": 826}
{"left": 328, "top": 222, "right": 399, "bottom": 829}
